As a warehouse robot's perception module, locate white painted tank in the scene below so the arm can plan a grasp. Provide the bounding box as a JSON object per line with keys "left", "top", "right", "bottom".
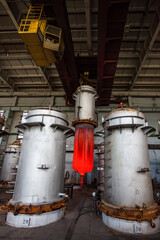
{"left": 101, "top": 107, "right": 160, "bottom": 234}
{"left": 0, "top": 141, "right": 21, "bottom": 184}
{"left": 73, "top": 85, "right": 98, "bottom": 122}
{"left": 6, "top": 108, "right": 74, "bottom": 228}
{"left": 97, "top": 142, "right": 104, "bottom": 191}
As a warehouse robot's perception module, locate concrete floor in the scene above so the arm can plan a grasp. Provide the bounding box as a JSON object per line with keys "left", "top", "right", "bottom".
{"left": 0, "top": 187, "right": 160, "bottom": 240}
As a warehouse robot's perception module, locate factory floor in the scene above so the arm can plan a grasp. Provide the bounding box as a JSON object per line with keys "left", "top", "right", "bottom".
{"left": 0, "top": 187, "right": 160, "bottom": 240}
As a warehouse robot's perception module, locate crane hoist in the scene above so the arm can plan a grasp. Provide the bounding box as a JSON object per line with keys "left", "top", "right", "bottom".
{"left": 18, "top": 4, "right": 65, "bottom": 66}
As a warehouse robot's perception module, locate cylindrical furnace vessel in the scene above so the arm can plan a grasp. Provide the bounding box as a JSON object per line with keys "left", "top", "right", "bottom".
{"left": 72, "top": 85, "right": 98, "bottom": 186}
{"left": 100, "top": 107, "right": 160, "bottom": 234}
{"left": 96, "top": 142, "right": 104, "bottom": 192}
{"left": 6, "top": 108, "right": 73, "bottom": 228}
{"left": 0, "top": 141, "right": 21, "bottom": 185}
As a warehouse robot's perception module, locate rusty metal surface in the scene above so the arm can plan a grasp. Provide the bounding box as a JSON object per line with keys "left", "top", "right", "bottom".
{"left": 102, "top": 107, "right": 139, "bottom": 121}
{"left": 98, "top": 201, "right": 160, "bottom": 228}
{"left": 97, "top": 0, "right": 130, "bottom": 105}
{"left": 72, "top": 119, "right": 98, "bottom": 128}
{"left": 9, "top": 141, "right": 21, "bottom": 146}
{"left": 5, "top": 198, "right": 67, "bottom": 215}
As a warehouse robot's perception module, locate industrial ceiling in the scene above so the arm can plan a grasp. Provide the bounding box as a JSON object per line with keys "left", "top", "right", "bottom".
{"left": 0, "top": 0, "right": 160, "bottom": 105}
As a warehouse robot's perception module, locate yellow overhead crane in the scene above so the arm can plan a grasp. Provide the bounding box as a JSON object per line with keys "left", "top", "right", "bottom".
{"left": 18, "top": 5, "right": 65, "bottom": 66}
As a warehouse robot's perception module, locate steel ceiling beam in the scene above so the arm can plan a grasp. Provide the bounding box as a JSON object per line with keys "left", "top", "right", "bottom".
{"left": 31, "top": 0, "right": 79, "bottom": 103}
{"left": 117, "top": 64, "right": 137, "bottom": 69}
{"left": 134, "top": 0, "right": 149, "bottom": 54}
{"left": 138, "top": 74, "right": 160, "bottom": 78}
{"left": 0, "top": 30, "right": 18, "bottom": 34}
{"left": 143, "top": 65, "right": 160, "bottom": 68}
{"left": 0, "top": 69, "right": 16, "bottom": 91}
{"left": 112, "top": 90, "right": 160, "bottom": 97}
{"left": 115, "top": 73, "right": 133, "bottom": 78}
{"left": 50, "top": 0, "right": 79, "bottom": 103}
{"left": 119, "top": 53, "right": 139, "bottom": 58}
{"left": 0, "top": 54, "right": 32, "bottom": 59}
{"left": 8, "top": 73, "right": 59, "bottom": 78}
{"left": 97, "top": 0, "right": 111, "bottom": 102}
{"left": 84, "top": 0, "right": 92, "bottom": 52}
{"left": 38, "top": 67, "right": 53, "bottom": 91}
{"left": 97, "top": 0, "right": 130, "bottom": 105}
{"left": 147, "top": 53, "right": 160, "bottom": 58}
{"left": 132, "top": 81, "right": 160, "bottom": 85}
{"left": 67, "top": 8, "right": 98, "bottom": 14}
{"left": 67, "top": 7, "right": 154, "bottom": 14}
{"left": 0, "top": 91, "right": 65, "bottom": 97}
{"left": 0, "top": 39, "right": 23, "bottom": 44}
{"left": 1, "top": 65, "right": 39, "bottom": 70}
{"left": 55, "top": 59, "right": 74, "bottom": 103}
{"left": 70, "top": 23, "right": 98, "bottom": 29}
{"left": 1, "top": 65, "right": 57, "bottom": 70}
{"left": 0, "top": 0, "right": 19, "bottom": 30}
{"left": 113, "top": 80, "right": 160, "bottom": 85}
{"left": 129, "top": 9, "right": 160, "bottom": 89}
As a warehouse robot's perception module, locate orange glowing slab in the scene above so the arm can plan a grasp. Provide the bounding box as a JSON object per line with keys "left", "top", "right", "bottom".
{"left": 73, "top": 123, "right": 94, "bottom": 185}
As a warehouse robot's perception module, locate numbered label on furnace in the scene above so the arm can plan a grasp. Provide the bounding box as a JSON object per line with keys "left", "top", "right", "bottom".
{"left": 22, "top": 217, "right": 31, "bottom": 226}
{"left": 133, "top": 224, "right": 142, "bottom": 234}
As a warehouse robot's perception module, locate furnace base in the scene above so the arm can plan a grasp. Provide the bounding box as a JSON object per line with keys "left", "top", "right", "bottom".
{"left": 6, "top": 208, "right": 64, "bottom": 228}
{"left": 102, "top": 213, "right": 160, "bottom": 235}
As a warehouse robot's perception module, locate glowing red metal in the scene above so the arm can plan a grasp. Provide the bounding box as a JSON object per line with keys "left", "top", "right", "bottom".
{"left": 73, "top": 123, "right": 94, "bottom": 185}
